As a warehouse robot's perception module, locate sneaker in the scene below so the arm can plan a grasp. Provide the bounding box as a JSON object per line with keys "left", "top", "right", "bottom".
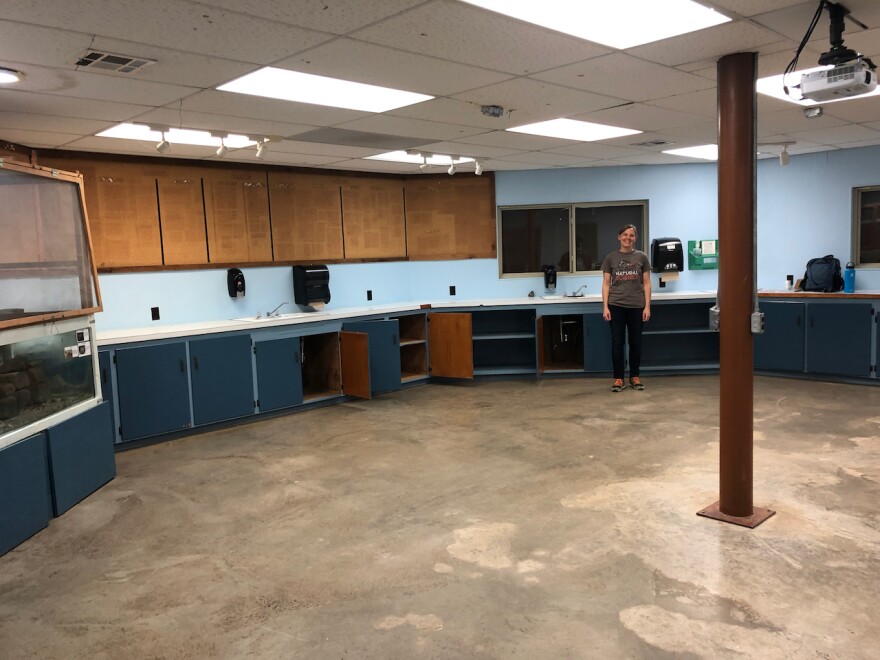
{"left": 630, "top": 376, "right": 644, "bottom": 391}
{"left": 611, "top": 378, "right": 625, "bottom": 393}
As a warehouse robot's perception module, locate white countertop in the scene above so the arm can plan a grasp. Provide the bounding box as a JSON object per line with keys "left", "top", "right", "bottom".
{"left": 96, "top": 291, "right": 717, "bottom": 346}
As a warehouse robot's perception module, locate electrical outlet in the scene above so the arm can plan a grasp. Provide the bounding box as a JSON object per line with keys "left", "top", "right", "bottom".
{"left": 151, "top": 306, "right": 160, "bottom": 320}
{"left": 367, "top": 290, "right": 373, "bottom": 301}
{"left": 449, "top": 285, "right": 456, "bottom": 296}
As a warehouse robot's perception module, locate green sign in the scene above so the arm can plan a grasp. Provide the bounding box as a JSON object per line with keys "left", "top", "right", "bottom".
{"left": 688, "top": 240, "right": 719, "bottom": 270}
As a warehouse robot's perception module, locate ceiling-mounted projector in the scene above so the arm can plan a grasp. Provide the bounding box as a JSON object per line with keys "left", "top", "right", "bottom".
{"left": 801, "top": 60, "right": 877, "bottom": 102}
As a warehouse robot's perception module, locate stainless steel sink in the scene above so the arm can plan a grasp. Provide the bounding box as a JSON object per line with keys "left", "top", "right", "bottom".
{"left": 232, "top": 311, "right": 328, "bottom": 322}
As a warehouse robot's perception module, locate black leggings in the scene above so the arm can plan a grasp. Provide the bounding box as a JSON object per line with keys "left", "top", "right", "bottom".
{"left": 609, "top": 305, "right": 643, "bottom": 379}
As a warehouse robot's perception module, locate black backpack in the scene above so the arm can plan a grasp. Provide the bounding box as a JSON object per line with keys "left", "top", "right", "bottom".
{"left": 801, "top": 255, "right": 843, "bottom": 292}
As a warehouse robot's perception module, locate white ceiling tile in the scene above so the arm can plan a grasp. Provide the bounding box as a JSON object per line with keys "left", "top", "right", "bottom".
{"left": 0, "top": 21, "right": 93, "bottom": 68}
{"left": 194, "top": 0, "right": 428, "bottom": 34}
{"left": 754, "top": 1, "right": 880, "bottom": 43}
{"left": 573, "top": 103, "right": 707, "bottom": 132}
{"left": 647, "top": 89, "right": 717, "bottom": 118}
{"left": 758, "top": 108, "right": 848, "bottom": 135}
{"left": 335, "top": 115, "right": 487, "bottom": 142}
{"left": 452, "top": 78, "right": 625, "bottom": 124}
{"left": 789, "top": 123, "right": 880, "bottom": 144}
{"left": 0, "top": 128, "right": 82, "bottom": 148}
{"left": 132, "top": 108, "right": 315, "bottom": 141}
{"left": 480, "top": 160, "right": 549, "bottom": 171}
{"left": 757, "top": 136, "right": 823, "bottom": 153}
{"left": 181, "top": 90, "right": 369, "bottom": 126}
{"left": 463, "top": 130, "right": 579, "bottom": 151}
{"left": 0, "top": 112, "right": 112, "bottom": 135}
{"left": 708, "top": 0, "right": 811, "bottom": 17}
{"left": 351, "top": 0, "right": 610, "bottom": 76}
{"left": 62, "top": 136, "right": 223, "bottom": 159}
{"left": 654, "top": 121, "right": 719, "bottom": 144}
{"left": 820, "top": 95, "right": 880, "bottom": 124}
{"left": 273, "top": 38, "right": 511, "bottom": 96}
{"left": 388, "top": 98, "right": 515, "bottom": 131}
{"left": 837, "top": 139, "right": 880, "bottom": 149}
{"left": 322, "top": 159, "right": 422, "bottom": 174}
{"left": 0, "top": 89, "right": 151, "bottom": 122}
{"left": 269, "top": 141, "right": 379, "bottom": 159}
{"left": 241, "top": 151, "right": 347, "bottom": 167}
{"left": 0, "top": 0, "right": 331, "bottom": 63}
{"left": 533, "top": 53, "right": 714, "bottom": 102}
{"left": 615, "top": 153, "right": 715, "bottom": 165}
{"left": 626, "top": 21, "right": 785, "bottom": 67}
{"left": 544, "top": 143, "right": 646, "bottom": 159}
{"left": 415, "top": 141, "right": 524, "bottom": 159}
{"left": 497, "top": 152, "right": 599, "bottom": 167}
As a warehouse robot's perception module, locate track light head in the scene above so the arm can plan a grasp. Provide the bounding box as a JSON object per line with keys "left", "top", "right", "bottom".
{"left": 419, "top": 156, "right": 429, "bottom": 171}
{"left": 255, "top": 141, "right": 268, "bottom": 160}
{"left": 156, "top": 132, "right": 171, "bottom": 154}
{"left": 474, "top": 160, "right": 483, "bottom": 176}
{"left": 448, "top": 162, "right": 456, "bottom": 175}
{"left": 216, "top": 139, "right": 228, "bottom": 157}
{"left": 779, "top": 145, "right": 790, "bottom": 167}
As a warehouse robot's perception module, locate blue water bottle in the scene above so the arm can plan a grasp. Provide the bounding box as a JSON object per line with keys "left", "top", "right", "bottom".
{"left": 844, "top": 261, "right": 855, "bottom": 293}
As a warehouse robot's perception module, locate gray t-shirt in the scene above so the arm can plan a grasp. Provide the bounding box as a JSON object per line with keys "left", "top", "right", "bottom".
{"left": 602, "top": 249, "right": 651, "bottom": 308}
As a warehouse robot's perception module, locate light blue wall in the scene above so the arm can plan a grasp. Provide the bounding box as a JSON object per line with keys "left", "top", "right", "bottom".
{"left": 94, "top": 144, "right": 880, "bottom": 332}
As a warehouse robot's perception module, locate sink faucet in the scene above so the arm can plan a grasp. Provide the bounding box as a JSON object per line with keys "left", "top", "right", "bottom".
{"left": 267, "top": 301, "right": 289, "bottom": 317}
{"left": 567, "top": 284, "right": 588, "bottom": 297}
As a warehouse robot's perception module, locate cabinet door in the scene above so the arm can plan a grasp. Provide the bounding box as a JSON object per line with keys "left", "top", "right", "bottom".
{"left": 342, "top": 320, "right": 402, "bottom": 394}
{"left": 268, "top": 172, "right": 344, "bottom": 261}
{"left": 203, "top": 169, "right": 272, "bottom": 263}
{"left": 115, "top": 343, "right": 191, "bottom": 442}
{"left": 157, "top": 175, "right": 208, "bottom": 265}
{"left": 583, "top": 312, "right": 612, "bottom": 372}
{"left": 340, "top": 331, "right": 371, "bottom": 399}
{"left": 255, "top": 337, "right": 303, "bottom": 412}
{"left": 340, "top": 177, "right": 406, "bottom": 259}
{"left": 0, "top": 433, "right": 51, "bottom": 556}
{"left": 190, "top": 335, "right": 255, "bottom": 425}
{"left": 754, "top": 301, "right": 805, "bottom": 372}
{"left": 806, "top": 302, "right": 873, "bottom": 377}
{"left": 428, "top": 313, "right": 473, "bottom": 379}
{"left": 98, "top": 351, "right": 118, "bottom": 443}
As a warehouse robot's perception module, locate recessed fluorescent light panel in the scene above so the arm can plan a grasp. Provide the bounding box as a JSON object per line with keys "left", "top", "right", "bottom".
{"left": 366, "top": 152, "right": 474, "bottom": 165}
{"left": 757, "top": 66, "right": 880, "bottom": 106}
{"left": 96, "top": 124, "right": 255, "bottom": 148}
{"left": 507, "top": 119, "right": 641, "bottom": 142}
{"left": 459, "top": 0, "right": 729, "bottom": 49}
{"left": 663, "top": 144, "right": 718, "bottom": 160}
{"left": 218, "top": 67, "right": 433, "bottom": 113}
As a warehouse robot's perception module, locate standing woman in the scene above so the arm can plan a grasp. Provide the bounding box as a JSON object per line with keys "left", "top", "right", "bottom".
{"left": 601, "top": 224, "right": 652, "bottom": 392}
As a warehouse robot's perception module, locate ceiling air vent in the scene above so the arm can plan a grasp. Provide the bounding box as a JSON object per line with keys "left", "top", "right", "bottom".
{"left": 74, "top": 51, "right": 156, "bottom": 74}
{"left": 632, "top": 139, "right": 673, "bottom": 147}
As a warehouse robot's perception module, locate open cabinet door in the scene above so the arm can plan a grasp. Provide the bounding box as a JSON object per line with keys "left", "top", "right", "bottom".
{"left": 428, "top": 312, "right": 473, "bottom": 379}
{"left": 536, "top": 315, "right": 546, "bottom": 375}
{"left": 340, "top": 331, "right": 371, "bottom": 399}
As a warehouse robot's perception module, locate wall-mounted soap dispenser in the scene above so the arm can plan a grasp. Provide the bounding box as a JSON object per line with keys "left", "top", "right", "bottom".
{"left": 542, "top": 265, "right": 558, "bottom": 292}
{"left": 227, "top": 268, "right": 245, "bottom": 298}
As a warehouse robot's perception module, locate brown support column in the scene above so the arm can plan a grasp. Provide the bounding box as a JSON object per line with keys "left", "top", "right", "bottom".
{"left": 697, "top": 52, "right": 775, "bottom": 528}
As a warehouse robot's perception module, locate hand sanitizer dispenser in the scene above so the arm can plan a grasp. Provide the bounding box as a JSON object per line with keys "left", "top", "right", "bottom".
{"left": 227, "top": 268, "right": 245, "bottom": 298}
{"left": 542, "top": 265, "right": 558, "bottom": 292}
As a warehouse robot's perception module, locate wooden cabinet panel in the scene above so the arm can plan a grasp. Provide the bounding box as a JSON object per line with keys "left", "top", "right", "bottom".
{"left": 340, "top": 331, "right": 371, "bottom": 399}
{"left": 428, "top": 312, "right": 474, "bottom": 379}
{"left": 404, "top": 176, "right": 496, "bottom": 260}
{"left": 157, "top": 174, "right": 207, "bottom": 265}
{"left": 340, "top": 177, "right": 406, "bottom": 259}
{"left": 37, "top": 158, "right": 163, "bottom": 268}
{"left": 268, "top": 172, "right": 343, "bottom": 261}
{"left": 203, "top": 168, "right": 272, "bottom": 263}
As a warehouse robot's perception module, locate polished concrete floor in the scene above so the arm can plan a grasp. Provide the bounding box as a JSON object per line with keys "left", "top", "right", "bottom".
{"left": 1, "top": 375, "right": 879, "bottom": 658}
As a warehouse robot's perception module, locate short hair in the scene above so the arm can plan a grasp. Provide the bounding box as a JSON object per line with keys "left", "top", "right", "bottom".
{"left": 618, "top": 224, "right": 637, "bottom": 236}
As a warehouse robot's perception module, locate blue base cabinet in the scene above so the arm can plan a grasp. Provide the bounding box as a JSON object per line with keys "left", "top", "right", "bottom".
{"left": 342, "top": 320, "right": 402, "bottom": 395}
{"left": 115, "top": 342, "right": 192, "bottom": 442}
{"left": 806, "top": 302, "right": 873, "bottom": 378}
{"left": 45, "top": 402, "right": 116, "bottom": 517}
{"left": 255, "top": 337, "right": 303, "bottom": 412}
{"left": 0, "top": 433, "right": 52, "bottom": 556}
{"left": 583, "top": 312, "right": 612, "bottom": 372}
{"left": 190, "top": 335, "right": 255, "bottom": 425}
{"left": 755, "top": 301, "right": 805, "bottom": 372}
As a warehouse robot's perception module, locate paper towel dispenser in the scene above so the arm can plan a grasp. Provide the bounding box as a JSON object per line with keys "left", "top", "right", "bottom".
{"left": 293, "top": 265, "right": 331, "bottom": 306}
{"left": 650, "top": 238, "right": 684, "bottom": 273}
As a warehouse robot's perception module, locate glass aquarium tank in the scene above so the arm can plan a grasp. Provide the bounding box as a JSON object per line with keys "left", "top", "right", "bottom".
{"left": 0, "top": 160, "right": 102, "bottom": 448}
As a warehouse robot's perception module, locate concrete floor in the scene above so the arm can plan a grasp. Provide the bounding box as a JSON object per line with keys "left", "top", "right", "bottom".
{"left": 1, "top": 375, "right": 879, "bottom": 658}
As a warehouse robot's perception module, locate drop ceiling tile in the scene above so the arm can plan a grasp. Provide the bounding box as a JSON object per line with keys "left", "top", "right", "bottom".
{"left": 2, "top": 61, "right": 196, "bottom": 107}
{"left": 821, "top": 95, "right": 880, "bottom": 123}
{"left": 322, "top": 159, "right": 421, "bottom": 174}
{"left": 238, "top": 151, "right": 347, "bottom": 167}
{"left": 415, "top": 141, "right": 524, "bottom": 159}
{"left": 654, "top": 121, "right": 719, "bottom": 144}
{"left": 867, "top": 121, "right": 880, "bottom": 132}
{"left": 452, "top": 78, "right": 626, "bottom": 124}
{"left": 498, "top": 152, "right": 599, "bottom": 167}
{"left": 647, "top": 89, "right": 717, "bottom": 118}
{"left": 181, "top": 90, "right": 370, "bottom": 126}
{"left": 273, "top": 38, "right": 511, "bottom": 96}
{"left": 481, "top": 160, "right": 550, "bottom": 171}
{"left": 573, "top": 103, "right": 707, "bottom": 132}
{"left": 194, "top": 0, "right": 428, "bottom": 34}
{"left": 269, "top": 141, "right": 379, "bottom": 159}
{"left": 706, "top": 0, "right": 807, "bottom": 18}
{"left": 0, "top": 89, "right": 151, "bottom": 122}
{"left": 626, "top": 21, "right": 784, "bottom": 67}
{"left": 757, "top": 135, "right": 823, "bottom": 153}
{"left": 838, "top": 138, "right": 880, "bottom": 149}
{"left": 63, "top": 136, "right": 222, "bottom": 159}
{"left": 351, "top": 0, "right": 610, "bottom": 76}
{"left": 0, "top": 128, "right": 82, "bottom": 148}
{"left": 0, "top": 0, "right": 331, "bottom": 63}
{"left": 0, "top": 112, "right": 112, "bottom": 135}
{"left": 533, "top": 53, "right": 714, "bottom": 102}
{"left": 615, "top": 152, "right": 715, "bottom": 165}
{"left": 388, "top": 98, "right": 515, "bottom": 131}
{"left": 758, "top": 108, "right": 848, "bottom": 135}
{"left": 0, "top": 21, "right": 93, "bottom": 68}
{"left": 834, "top": 28, "right": 880, "bottom": 59}
{"left": 335, "top": 115, "right": 488, "bottom": 142}
{"left": 789, "top": 124, "right": 880, "bottom": 144}
{"left": 132, "top": 108, "right": 315, "bottom": 141}
{"left": 464, "top": 130, "right": 579, "bottom": 151}
{"left": 754, "top": 1, "right": 880, "bottom": 43}
{"left": 544, "top": 143, "right": 646, "bottom": 159}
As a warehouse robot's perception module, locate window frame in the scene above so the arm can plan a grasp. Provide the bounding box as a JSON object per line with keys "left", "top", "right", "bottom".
{"left": 497, "top": 199, "right": 649, "bottom": 278}
{"left": 853, "top": 185, "right": 880, "bottom": 267}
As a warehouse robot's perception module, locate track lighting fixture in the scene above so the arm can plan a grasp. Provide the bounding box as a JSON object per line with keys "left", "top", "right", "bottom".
{"left": 448, "top": 162, "right": 456, "bottom": 175}
{"left": 779, "top": 145, "right": 790, "bottom": 167}
{"left": 216, "top": 137, "right": 228, "bottom": 157}
{"left": 255, "top": 140, "right": 268, "bottom": 160}
{"left": 156, "top": 131, "right": 171, "bottom": 154}
{"left": 474, "top": 160, "right": 483, "bottom": 176}
{"left": 419, "top": 156, "right": 429, "bottom": 171}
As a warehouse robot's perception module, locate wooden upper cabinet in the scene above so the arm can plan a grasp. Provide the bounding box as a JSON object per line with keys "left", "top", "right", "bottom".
{"left": 39, "top": 157, "right": 163, "bottom": 269}
{"left": 268, "top": 171, "right": 343, "bottom": 262}
{"left": 340, "top": 176, "right": 406, "bottom": 259}
{"left": 404, "top": 175, "right": 496, "bottom": 260}
{"left": 156, "top": 169, "right": 208, "bottom": 265}
{"left": 203, "top": 168, "right": 272, "bottom": 264}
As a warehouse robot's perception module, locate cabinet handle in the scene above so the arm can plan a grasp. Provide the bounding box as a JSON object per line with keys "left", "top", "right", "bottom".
{"left": 796, "top": 316, "right": 801, "bottom": 327}
{"left": 102, "top": 368, "right": 108, "bottom": 383}
{"left": 809, "top": 316, "right": 814, "bottom": 328}
{"left": 392, "top": 333, "right": 398, "bottom": 345}
{"left": 179, "top": 358, "right": 185, "bottom": 372}
{"left": 193, "top": 356, "right": 200, "bottom": 370}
